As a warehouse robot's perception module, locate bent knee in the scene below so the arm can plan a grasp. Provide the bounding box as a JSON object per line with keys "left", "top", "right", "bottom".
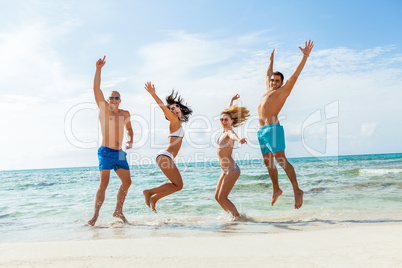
{"left": 263, "top": 158, "right": 275, "bottom": 168}
{"left": 98, "top": 185, "right": 108, "bottom": 192}
{"left": 98, "top": 186, "right": 107, "bottom": 194}
{"left": 274, "top": 157, "right": 289, "bottom": 168}
{"left": 124, "top": 178, "right": 132, "bottom": 188}
{"left": 266, "top": 162, "right": 277, "bottom": 171}
{"left": 216, "top": 195, "right": 227, "bottom": 203}
{"left": 174, "top": 181, "right": 183, "bottom": 191}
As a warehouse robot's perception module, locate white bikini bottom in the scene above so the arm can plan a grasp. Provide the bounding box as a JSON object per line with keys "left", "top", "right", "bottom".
{"left": 222, "top": 163, "right": 240, "bottom": 174}
{"left": 156, "top": 150, "right": 174, "bottom": 161}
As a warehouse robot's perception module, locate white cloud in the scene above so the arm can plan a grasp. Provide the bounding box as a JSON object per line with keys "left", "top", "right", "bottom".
{"left": 59, "top": 35, "right": 402, "bottom": 166}
{"left": 1, "top": 21, "right": 402, "bottom": 170}
{"left": 137, "top": 31, "right": 236, "bottom": 81}
{"left": 0, "top": 21, "right": 88, "bottom": 98}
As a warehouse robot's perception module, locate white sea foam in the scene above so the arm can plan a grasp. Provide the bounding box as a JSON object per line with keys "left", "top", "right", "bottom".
{"left": 359, "top": 168, "right": 402, "bottom": 175}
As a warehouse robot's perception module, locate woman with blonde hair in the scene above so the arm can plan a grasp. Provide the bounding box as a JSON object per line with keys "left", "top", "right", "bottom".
{"left": 143, "top": 81, "right": 192, "bottom": 213}
{"left": 215, "top": 94, "right": 250, "bottom": 218}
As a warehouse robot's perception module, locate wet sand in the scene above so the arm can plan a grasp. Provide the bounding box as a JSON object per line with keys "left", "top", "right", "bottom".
{"left": 0, "top": 223, "right": 401, "bottom": 267}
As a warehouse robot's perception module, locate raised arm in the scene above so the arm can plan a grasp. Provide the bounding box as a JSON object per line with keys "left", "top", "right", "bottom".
{"left": 283, "top": 40, "right": 314, "bottom": 95}
{"left": 266, "top": 49, "right": 275, "bottom": 83}
{"left": 94, "top": 56, "right": 107, "bottom": 107}
{"left": 229, "top": 94, "right": 240, "bottom": 107}
{"left": 144, "top": 81, "right": 179, "bottom": 122}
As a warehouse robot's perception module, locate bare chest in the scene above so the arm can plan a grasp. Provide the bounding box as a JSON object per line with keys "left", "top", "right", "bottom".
{"left": 99, "top": 111, "right": 126, "bottom": 129}
{"left": 259, "top": 91, "right": 282, "bottom": 109}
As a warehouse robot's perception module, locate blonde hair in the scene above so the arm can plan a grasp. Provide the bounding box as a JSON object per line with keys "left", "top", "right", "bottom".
{"left": 221, "top": 104, "right": 250, "bottom": 128}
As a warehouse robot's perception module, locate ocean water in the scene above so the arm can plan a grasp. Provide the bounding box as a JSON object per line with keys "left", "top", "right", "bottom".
{"left": 1, "top": 153, "right": 401, "bottom": 243}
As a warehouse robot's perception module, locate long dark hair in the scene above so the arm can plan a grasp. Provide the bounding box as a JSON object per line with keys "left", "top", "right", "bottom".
{"left": 166, "top": 90, "right": 193, "bottom": 122}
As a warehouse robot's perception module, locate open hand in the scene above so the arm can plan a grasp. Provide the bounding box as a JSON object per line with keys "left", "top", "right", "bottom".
{"left": 270, "top": 49, "right": 275, "bottom": 61}
{"left": 232, "top": 94, "right": 240, "bottom": 101}
{"left": 299, "top": 40, "right": 314, "bottom": 56}
{"left": 144, "top": 81, "right": 156, "bottom": 94}
{"left": 96, "top": 56, "right": 106, "bottom": 69}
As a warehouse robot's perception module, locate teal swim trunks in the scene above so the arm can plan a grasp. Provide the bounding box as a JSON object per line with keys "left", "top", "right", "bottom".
{"left": 98, "top": 146, "right": 130, "bottom": 171}
{"left": 257, "top": 123, "right": 286, "bottom": 155}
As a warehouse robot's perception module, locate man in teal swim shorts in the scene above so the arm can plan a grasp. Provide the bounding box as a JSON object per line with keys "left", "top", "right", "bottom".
{"left": 88, "top": 56, "right": 134, "bottom": 226}
{"left": 257, "top": 40, "right": 314, "bottom": 209}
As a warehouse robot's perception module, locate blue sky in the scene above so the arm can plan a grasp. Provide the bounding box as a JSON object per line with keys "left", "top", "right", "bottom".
{"left": 1, "top": 0, "right": 401, "bottom": 170}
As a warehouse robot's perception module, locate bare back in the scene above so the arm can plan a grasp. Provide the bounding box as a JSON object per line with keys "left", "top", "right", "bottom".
{"left": 98, "top": 103, "right": 130, "bottom": 150}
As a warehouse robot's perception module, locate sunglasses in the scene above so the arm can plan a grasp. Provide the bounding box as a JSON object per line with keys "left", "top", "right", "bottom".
{"left": 109, "top": 96, "right": 121, "bottom": 101}
{"left": 220, "top": 118, "right": 230, "bottom": 122}
{"left": 169, "top": 104, "right": 180, "bottom": 111}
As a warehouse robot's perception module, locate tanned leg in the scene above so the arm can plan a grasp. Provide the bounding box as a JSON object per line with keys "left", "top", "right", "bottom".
{"left": 263, "top": 152, "right": 282, "bottom": 206}
{"left": 88, "top": 170, "right": 110, "bottom": 226}
{"left": 216, "top": 170, "right": 240, "bottom": 217}
{"left": 215, "top": 172, "right": 229, "bottom": 212}
{"left": 143, "top": 156, "right": 183, "bottom": 213}
{"left": 274, "top": 151, "right": 304, "bottom": 209}
{"left": 113, "top": 168, "right": 132, "bottom": 223}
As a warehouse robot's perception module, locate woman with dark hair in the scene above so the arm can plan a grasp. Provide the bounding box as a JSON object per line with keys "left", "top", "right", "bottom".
{"left": 143, "top": 81, "right": 193, "bottom": 212}
{"left": 215, "top": 94, "right": 249, "bottom": 218}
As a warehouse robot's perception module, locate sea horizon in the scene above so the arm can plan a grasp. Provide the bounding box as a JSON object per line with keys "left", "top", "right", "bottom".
{"left": 1, "top": 152, "right": 401, "bottom": 172}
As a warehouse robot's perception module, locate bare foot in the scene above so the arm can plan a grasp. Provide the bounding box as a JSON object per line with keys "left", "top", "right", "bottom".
{"left": 88, "top": 214, "right": 98, "bottom": 226}
{"left": 230, "top": 212, "right": 240, "bottom": 221}
{"left": 271, "top": 189, "right": 283, "bottom": 206}
{"left": 295, "top": 190, "right": 304, "bottom": 209}
{"left": 143, "top": 190, "right": 151, "bottom": 207}
{"left": 113, "top": 211, "right": 128, "bottom": 223}
{"left": 150, "top": 196, "right": 157, "bottom": 213}
{"left": 234, "top": 214, "right": 256, "bottom": 223}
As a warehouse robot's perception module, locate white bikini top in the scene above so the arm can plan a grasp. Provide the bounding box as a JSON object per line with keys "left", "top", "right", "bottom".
{"left": 217, "top": 133, "right": 229, "bottom": 148}
{"left": 168, "top": 126, "right": 184, "bottom": 138}
{"left": 217, "top": 130, "right": 238, "bottom": 149}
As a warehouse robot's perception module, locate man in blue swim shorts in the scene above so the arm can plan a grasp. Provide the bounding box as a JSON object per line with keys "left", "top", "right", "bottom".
{"left": 98, "top": 146, "right": 130, "bottom": 172}
{"left": 257, "top": 40, "right": 314, "bottom": 209}
{"left": 88, "top": 56, "right": 133, "bottom": 226}
{"left": 257, "top": 123, "right": 286, "bottom": 155}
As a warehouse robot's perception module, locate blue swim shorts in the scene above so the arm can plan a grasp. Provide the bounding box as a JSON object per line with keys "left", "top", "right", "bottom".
{"left": 257, "top": 123, "right": 286, "bottom": 155}
{"left": 98, "top": 146, "right": 130, "bottom": 171}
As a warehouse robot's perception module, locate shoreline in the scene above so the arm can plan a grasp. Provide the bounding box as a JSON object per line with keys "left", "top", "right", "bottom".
{"left": 1, "top": 222, "right": 401, "bottom": 267}
{"left": 2, "top": 213, "right": 401, "bottom": 244}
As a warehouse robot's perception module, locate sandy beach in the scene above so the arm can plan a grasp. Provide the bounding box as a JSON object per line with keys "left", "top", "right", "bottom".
{"left": 1, "top": 223, "right": 401, "bottom": 267}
